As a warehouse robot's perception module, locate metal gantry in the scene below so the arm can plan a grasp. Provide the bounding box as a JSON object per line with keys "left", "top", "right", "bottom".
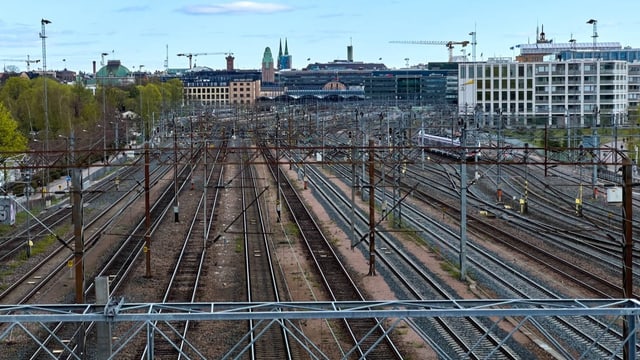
{"left": 1, "top": 299, "right": 639, "bottom": 359}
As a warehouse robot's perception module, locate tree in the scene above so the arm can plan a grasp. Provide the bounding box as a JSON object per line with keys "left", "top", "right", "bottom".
{"left": 0, "top": 101, "right": 28, "bottom": 187}
{"left": 136, "top": 83, "right": 162, "bottom": 138}
{"left": 0, "top": 76, "right": 101, "bottom": 142}
{"left": 0, "top": 74, "right": 183, "bottom": 153}
{"left": 0, "top": 76, "right": 33, "bottom": 133}
{"left": 162, "top": 78, "right": 184, "bottom": 108}
{"left": 0, "top": 102, "right": 28, "bottom": 154}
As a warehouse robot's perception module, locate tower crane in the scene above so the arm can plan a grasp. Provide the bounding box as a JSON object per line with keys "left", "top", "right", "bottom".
{"left": 389, "top": 40, "right": 470, "bottom": 62}
{"left": 176, "top": 52, "right": 229, "bottom": 69}
{"left": 0, "top": 55, "right": 41, "bottom": 71}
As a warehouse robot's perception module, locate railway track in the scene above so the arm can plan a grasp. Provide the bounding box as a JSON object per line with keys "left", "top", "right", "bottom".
{"left": 16, "top": 146, "right": 196, "bottom": 359}
{"left": 395, "top": 158, "right": 636, "bottom": 298}
{"left": 138, "top": 143, "right": 227, "bottom": 359}
{"left": 0, "top": 158, "right": 143, "bottom": 263}
{"left": 500, "top": 163, "right": 640, "bottom": 268}
{"left": 235, "top": 139, "right": 293, "bottom": 359}
{"left": 306, "top": 131, "right": 636, "bottom": 358}
{"left": 261, "top": 142, "right": 403, "bottom": 359}
{"left": 308, "top": 161, "right": 522, "bottom": 359}
{"left": 94, "top": 153, "right": 196, "bottom": 298}
{"left": 472, "top": 154, "right": 640, "bottom": 267}
{"left": 294, "top": 118, "right": 640, "bottom": 356}
{"left": 365, "top": 160, "right": 638, "bottom": 357}
{"left": 0, "top": 159, "right": 167, "bottom": 305}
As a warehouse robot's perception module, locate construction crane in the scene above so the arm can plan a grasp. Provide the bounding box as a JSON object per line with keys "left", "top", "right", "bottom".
{"left": 0, "top": 55, "right": 41, "bottom": 71}
{"left": 176, "top": 52, "right": 229, "bottom": 69}
{"left": 389, "top": 40, "right": 470, "bottom": 62}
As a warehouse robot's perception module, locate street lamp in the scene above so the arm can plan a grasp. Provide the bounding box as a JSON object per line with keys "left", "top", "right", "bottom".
{"left": 40, "top": 18, "right": 51, "bottom": 205}
{"left": 586, "top": 19, "right": 598, "bottom": 52}
{"left": 138, "top": 65, "right": 145, "bottom": 141}
{"left": 100, "top": 52, "right": 109, "bottom": 164}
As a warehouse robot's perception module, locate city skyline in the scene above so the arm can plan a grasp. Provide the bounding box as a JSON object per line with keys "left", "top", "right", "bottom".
{"left": 1, "top": 0, "right": 639, "bottom": 73}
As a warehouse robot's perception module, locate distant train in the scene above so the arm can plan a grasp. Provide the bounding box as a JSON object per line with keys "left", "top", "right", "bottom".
{"left": 415, "top": 130, "right": 481, "bottom": 161}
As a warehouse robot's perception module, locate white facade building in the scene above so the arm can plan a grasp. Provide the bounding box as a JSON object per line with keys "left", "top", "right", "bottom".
{"left": 628, "top": 62, "right": 640, "bottom": 111}
{"left": 458, "top": 59, "right": 629, "bottom": 127}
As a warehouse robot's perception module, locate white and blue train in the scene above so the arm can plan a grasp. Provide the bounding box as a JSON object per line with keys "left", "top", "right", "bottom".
{"left": 415, "top": 130, "right": 480, "bottom": 161}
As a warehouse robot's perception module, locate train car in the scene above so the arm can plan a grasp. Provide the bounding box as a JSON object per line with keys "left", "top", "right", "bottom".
{"left": 415, "top": 130, "right": 480, "bottom": 161}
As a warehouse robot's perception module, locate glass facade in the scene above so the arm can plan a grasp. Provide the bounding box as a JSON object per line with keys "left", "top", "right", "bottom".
{"left": 273, "top": 65, "right": 458, "bottom": 106}
{"left": 560, "top": 49, "right": 640, "bottom": 62}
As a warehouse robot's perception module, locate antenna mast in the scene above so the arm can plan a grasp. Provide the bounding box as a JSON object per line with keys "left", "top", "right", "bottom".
{"left": 469, "top": 27, "right": 477, "bottom": 62}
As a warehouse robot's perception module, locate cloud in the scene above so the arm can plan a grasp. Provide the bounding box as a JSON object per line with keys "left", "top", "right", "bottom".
{"left": 116, "top": 5, "right": 150, "bottom": 13}
{"left": 179, "top": 1, "right": 293, "bottom": 15}
{"left": 0, "top": 23, "right": 38, "bottom": 49}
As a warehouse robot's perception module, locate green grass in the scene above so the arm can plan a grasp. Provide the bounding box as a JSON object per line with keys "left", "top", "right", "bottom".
{"left": 440, "top": 261, "right": 476, "bottom": 283}
{"left": 27, "top": 233, "right": 58, "bottom": 258}
{"left": 0, "top": 261, "right": 20, "bottom": 280}
{"left": 0, "top": 231, "right": 62, "bottom": 283}
{"left": 284, "top": 223, "right": 300, "bottom": 237}
{"left": 440, "top": 261, "right": 460, "bottom": 279}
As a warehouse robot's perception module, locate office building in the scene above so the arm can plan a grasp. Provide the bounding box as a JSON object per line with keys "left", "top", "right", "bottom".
{"left": 458, "top": 59, "right": 629, "bottom": 126}
{"left": 180, "top": 67, "right": 261, "bottom": 107}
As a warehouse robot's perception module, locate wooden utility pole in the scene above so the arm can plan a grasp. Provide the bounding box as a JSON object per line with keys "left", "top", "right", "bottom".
{"left": 71, "top": 132, "right": 84, "bottom": 304}
{"left": 144, "top": 139, "right": 152, "bottom": 277}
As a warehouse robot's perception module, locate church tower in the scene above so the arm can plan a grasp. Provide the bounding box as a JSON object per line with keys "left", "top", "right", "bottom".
{"left": 277, "top": 39, "right": 283, "bottom": 70}
{"left": 277, "top": 38, "right": 292, "bottom": 70}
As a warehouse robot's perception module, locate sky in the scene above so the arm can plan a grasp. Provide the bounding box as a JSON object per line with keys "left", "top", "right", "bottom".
{"left": 1, "top": 0, "right": 640, "bottom": 74}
